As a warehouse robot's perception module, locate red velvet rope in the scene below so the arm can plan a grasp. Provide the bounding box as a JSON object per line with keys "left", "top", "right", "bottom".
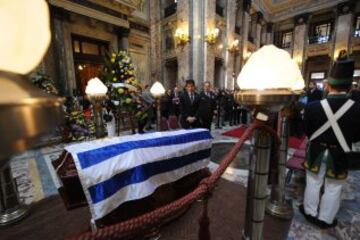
{"left": 71, "top": 119, "right": 280, "bottom": 240}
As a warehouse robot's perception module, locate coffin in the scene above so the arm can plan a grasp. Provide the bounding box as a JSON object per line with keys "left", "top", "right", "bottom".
{"left": 52, "top": 150, "right": 211, "bottom": 228}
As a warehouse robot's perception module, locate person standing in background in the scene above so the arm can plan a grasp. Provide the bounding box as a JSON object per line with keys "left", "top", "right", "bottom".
{"left": 141, "top": 84, "right": 155, "bottom": 130}
{"left": 196, "top": 81, "right": 216, "bottom": 131}
{"left": 180, "top": 79, "right": 200, "bottom": 129}
{"left": 171, "top": 86, "right": 181, "bottom": 117}
{"left": 307, "top": 81, "right": 323, "bottom": 103}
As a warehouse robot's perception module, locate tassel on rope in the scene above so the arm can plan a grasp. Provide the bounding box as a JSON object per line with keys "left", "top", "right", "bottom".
{"left": 198, "top": 193, "right": 211, "bottom": 240}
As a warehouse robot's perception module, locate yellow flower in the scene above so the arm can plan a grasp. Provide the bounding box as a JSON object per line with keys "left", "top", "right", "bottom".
{"left": 111, "top": 58, "right": 115, "bottom": 63}
{"left": 117, "top": 88, "right": 124, "bottom": 94}
{"left": 121, "top": 75, "right": 124, "bottom": 78}
{"left": 125, "top": 98, "right": 132, "bottom": 104}
{"left": 112, "top": 53, "right": 116, "bottom": 58}
{"left": 113, "top": 77, "right": 117, "bottom": 82}
{"left": 111, "top": 70, "right": 115, "bottom": 74}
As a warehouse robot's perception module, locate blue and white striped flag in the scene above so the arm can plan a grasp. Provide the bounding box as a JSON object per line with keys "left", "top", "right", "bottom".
{"left": 65, "top": 128, "right": 212, "bottom": 220}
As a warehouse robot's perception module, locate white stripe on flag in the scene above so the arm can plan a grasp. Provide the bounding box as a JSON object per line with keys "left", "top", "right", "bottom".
{"left": 65, "top": 129, "right": 208, "bottom": 154}
{"left": 92, "top": 158, "right": 209, "bottom": 219}
{"left": 79, "top": 139, "right": 211, "bottom": 186}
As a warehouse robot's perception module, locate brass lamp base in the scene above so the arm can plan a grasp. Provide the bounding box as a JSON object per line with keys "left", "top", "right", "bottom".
{"left": 235, "top": 89, "right": 295, "bottom": 112}
{"left": 0, "top": 205, "right": 29, "bottom": 226}
{"left": 266, "top": 199, "right": 293, "bottom": 220}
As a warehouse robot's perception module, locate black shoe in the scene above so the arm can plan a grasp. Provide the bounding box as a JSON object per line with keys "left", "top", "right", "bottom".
{"left": 317, "top": 219, "right": 338, "bottom": 229}
{"left": 298, "top": 205, "right": 319, "bottom": 226}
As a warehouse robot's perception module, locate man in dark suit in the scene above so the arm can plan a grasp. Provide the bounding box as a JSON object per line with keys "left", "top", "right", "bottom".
{"left": 196, "top": 81, "right": 216, "bottom": 130}
{"left": 307, "top": 81, "right": 323, "bottom": 103}
{"left": 300, "top": 56, "right": 360, "bottom": 229}
{"left": 180, "top": 79, "right": 200, "bottom": 129}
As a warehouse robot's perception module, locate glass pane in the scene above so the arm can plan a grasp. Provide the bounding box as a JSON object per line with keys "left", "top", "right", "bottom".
{"left": 354, "top": 69, "right": 360, "bottom": 77}
{"left": 311, "top": 72, "right": 325, "bottom": 79}
{"left": 73, "top": 40, "right": 80, "bottom": 53}
{"left": 82, "top": 42, "right": 99, "bottom": 55}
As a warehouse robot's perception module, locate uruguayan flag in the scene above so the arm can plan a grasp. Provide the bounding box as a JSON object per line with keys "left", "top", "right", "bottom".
{"left": 65, "top": 128, "right": 212, "bottom": 220}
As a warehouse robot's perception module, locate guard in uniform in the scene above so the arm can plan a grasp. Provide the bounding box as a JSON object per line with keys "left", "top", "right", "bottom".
{"left": 300, "top": 56, "right": 360, "bottom": 228}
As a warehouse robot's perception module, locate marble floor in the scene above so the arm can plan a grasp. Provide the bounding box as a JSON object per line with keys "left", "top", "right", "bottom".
{"left": 9, "top": 124, "right": 360, "bottom": 239}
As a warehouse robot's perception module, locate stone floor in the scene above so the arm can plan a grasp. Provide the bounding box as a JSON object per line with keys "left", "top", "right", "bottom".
{"left": 9, "top": 124, "right": 360, "bottom": 239}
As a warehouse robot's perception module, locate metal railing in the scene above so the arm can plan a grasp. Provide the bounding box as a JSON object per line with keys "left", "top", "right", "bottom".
{"left": 308, "top": 35, "right": 331, "bottom": 44}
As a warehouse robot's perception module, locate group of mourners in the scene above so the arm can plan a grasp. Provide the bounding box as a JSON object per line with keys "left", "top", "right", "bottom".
{"left": 139, "top": 80, "right": 249, "bottom": 132}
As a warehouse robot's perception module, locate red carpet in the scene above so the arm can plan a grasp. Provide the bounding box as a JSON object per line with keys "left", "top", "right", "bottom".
{"left": 222, "top": 126, "right": 307, "bottom": 149}
{"left": 222, "top": 125, "right": 249, "bottom": 138}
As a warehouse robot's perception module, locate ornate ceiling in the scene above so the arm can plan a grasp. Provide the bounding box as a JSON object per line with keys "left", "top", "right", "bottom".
{"left": 261, "top": 0, "right": 311, "bottom": 15}
{"left": 259, "top": 0, "right": 348, "bottom": 22}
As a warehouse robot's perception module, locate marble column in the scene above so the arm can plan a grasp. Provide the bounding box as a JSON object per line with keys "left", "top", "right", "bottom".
{"left": 256, "top": 23, "right": 262, "bottom": 49}
{"left": 116, "top": 27, "right": 130, "bottom": 51}
{"left": 293, "top": 14, "right": 309, "bottom": 73}
{"left": 204, "top": 0, "right": 216, "bottom": 86}
{"left": 255, "top": 12, "right": 263, "bottom": 49}
{"left": 150, "top": 0, "right": 162, "bottom": 83}
{"left": 265, "top": 23, "right": 273, "bottom": 45}
{"left": 225, "top": 0, "right": 238, "bottom": 90}
{"left": 240, "top": 0, "right": 251, "bottom": 69}
{"left": 191, "top": 0, "right": 206, "bottom": 86}
{"left": 50, "top": 6, "right": 71, "bottom": 95}
{"left": 334, "top": 3, "right": 354, "bottom": 59}
{"left": 177, "top": 0, "right": 191, "bottom": 86}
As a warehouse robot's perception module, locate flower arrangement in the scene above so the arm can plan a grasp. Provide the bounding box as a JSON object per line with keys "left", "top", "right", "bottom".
{"left": 30, "top": 71, "right": 59, "bottom": 95}
{"left": 102, "top": 50, "right": 146, "bottom": 121}
{"left": 62, "top": 97, "right": 95, "bottom": 142}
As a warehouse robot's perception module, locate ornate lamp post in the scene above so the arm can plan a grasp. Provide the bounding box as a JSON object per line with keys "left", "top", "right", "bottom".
{"left": 0, "top": 0, "right": 63, "bottom": 225}
{"left": 85, "top": 78, "right": 108, "bottom": 139}
{"left": 150, "top": 81, "right": 165, "bottom": 131}
{"left": 235, "top": 45, "right": 304, "bottom": 240}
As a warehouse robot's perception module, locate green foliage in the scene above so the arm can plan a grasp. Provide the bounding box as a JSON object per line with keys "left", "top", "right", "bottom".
{"left": 31, "top": 71, "right": 59, "bottom": 95}
{"left": 63, "top": 97, "right": 95, "bottom": 142}
{"left": 102, "top": 50, "right": 146, "bottom": 120}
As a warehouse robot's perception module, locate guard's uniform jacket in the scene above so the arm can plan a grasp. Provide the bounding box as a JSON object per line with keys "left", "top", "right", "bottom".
{"left": 303, "top": 94, "right": 360, "bottom": 180}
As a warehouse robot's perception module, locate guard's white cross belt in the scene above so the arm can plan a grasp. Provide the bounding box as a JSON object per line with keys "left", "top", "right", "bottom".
{"left": 310, "top": 99, "right": 354, "bottom": 152}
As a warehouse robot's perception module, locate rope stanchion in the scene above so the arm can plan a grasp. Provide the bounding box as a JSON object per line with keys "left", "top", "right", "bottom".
{"left": 71, "top": 120, "right": 281, "bottom": 240}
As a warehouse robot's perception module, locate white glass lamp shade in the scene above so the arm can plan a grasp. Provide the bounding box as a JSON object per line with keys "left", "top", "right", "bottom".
{"left": 0, "top": 0, "right": 51, "bottom": 74}
{"left": 85, "top": 77, "right": 108, "bottom": 97}
{"left": 237, "top": 45, "right": 304, "bottom": 91}
{"left": 150, "top": 81, "right": 166, "bottom": 98}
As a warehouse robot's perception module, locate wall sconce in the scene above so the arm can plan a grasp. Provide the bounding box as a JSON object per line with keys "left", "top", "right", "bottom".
{"left": 228, "top": 39, "right": 240, "bottom": 53}
{"left": 174, "top": 28, "right": 190, "bottom": 47}
{"left": 244, "top": 51, "right": 252, "bottom": 61}
{"left": 205, "top": 28, "right": 220, "bottom": 45}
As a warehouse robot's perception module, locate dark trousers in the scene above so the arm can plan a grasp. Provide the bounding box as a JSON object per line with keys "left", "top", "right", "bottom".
{"left": 201, "top": 118, "right": 212, "bottom": 131}
{"left": 240, "top": 109, "right": 248, "bottom": 124}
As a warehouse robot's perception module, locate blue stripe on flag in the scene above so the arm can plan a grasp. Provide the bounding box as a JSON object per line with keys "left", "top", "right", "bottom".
{"left": 78, "top": 130, "right": 211, "bottom": 169}
{"left": 88, "top": 148, "right": 211, "bottom": 204}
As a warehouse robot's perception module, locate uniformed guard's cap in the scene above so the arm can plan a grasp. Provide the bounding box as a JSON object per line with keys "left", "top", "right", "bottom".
{"left": 328, "top": 51, "right": 354, "bottom": 86}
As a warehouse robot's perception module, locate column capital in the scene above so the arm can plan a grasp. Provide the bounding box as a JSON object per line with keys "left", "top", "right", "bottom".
{"left": 336, "top": 1, "right": 356, "bottom": 16}
{"left": 294, "top": 13, "right": 310, "bottom": 26}
{"left": 115, "top": 26, "right": 130, "bottom": 37}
